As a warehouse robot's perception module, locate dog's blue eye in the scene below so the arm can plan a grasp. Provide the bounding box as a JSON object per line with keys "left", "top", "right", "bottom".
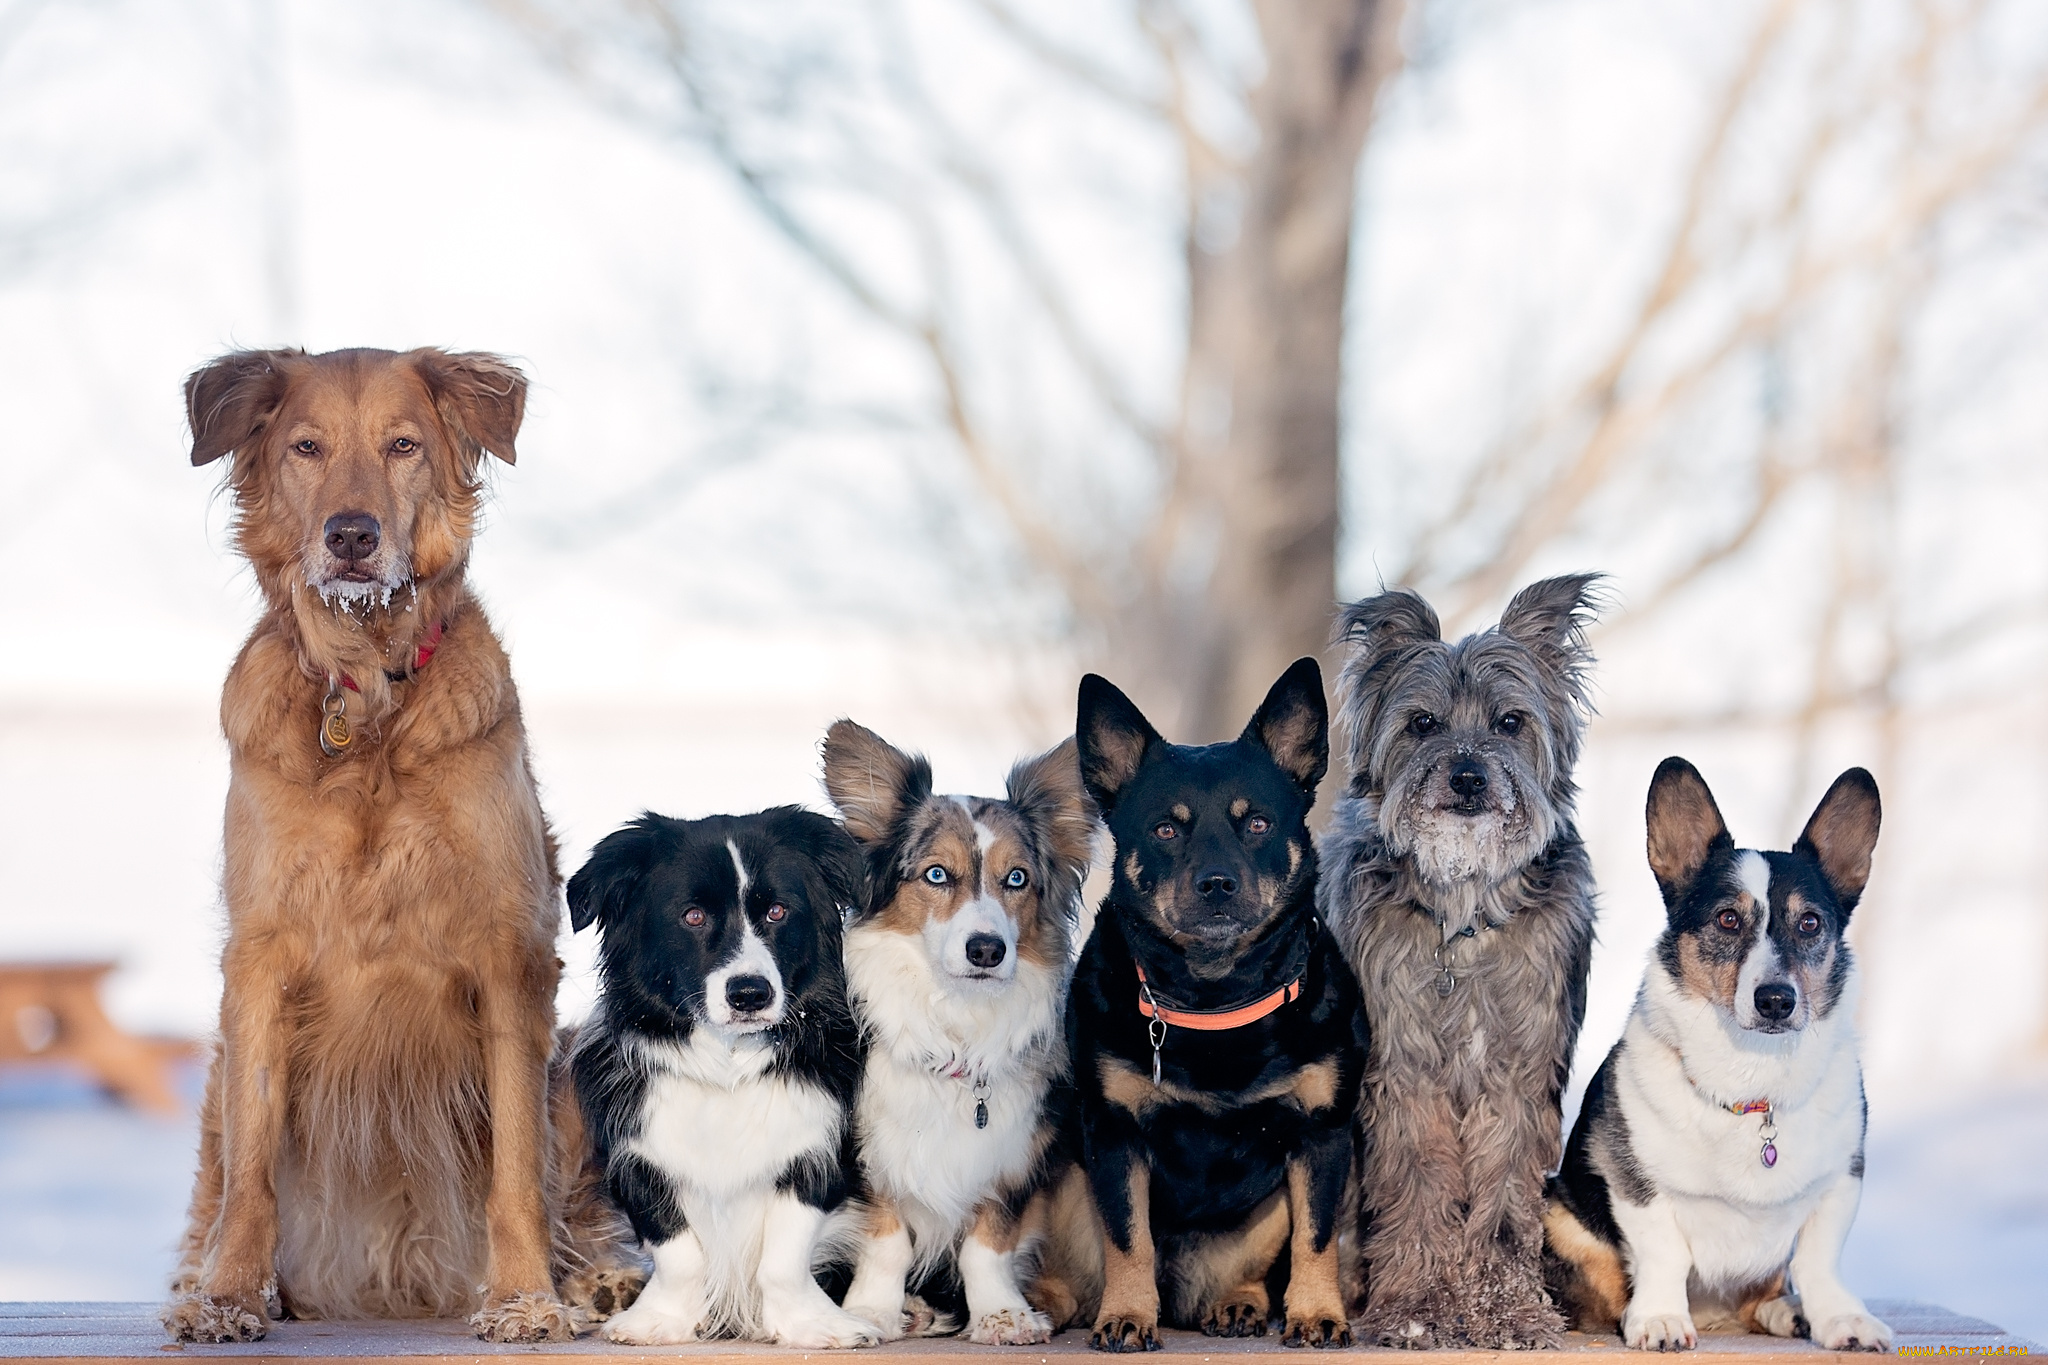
{"left": 924, "top": 865, "right": 949, "bottom": 885}
{"left": 1005, "top": 868, "right": 1028, "bottom": 889}
{"left": 1409, "top": 712, "right": 1440, "bottom": 737}
{"left": 1494, "top": 713, "right": 1523, "bottom": 736}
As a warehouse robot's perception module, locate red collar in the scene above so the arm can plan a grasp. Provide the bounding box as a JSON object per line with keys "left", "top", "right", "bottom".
{"left": 1135, "top": 961, "right": 1302, "bottom": 1031}
{"left": 339, "top": 620, "right": 444, "bottom": 693}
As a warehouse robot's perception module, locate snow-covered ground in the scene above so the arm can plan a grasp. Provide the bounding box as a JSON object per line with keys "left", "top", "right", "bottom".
{"left": 2, "top": 1057, "right": 2041, "bottom": 1344}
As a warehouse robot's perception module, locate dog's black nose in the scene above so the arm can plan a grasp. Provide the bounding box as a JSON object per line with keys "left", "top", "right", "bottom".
{"left": 1449, "top": 759, "right": 1487, "bottom": 799}
{"left": 726, "top": 974, "right": 775, "bottom": 1014}
{"left": 1196, "top": 869, "right": 1239, "bottom": 900}
{"left": 324, "top": 512, "right": 381, "bottom": 562}
{"left": 964, "top": 933, "right": 1007, "bottom": 969}
{"left": 1754, "top": 982, "right": 1797, "bottom": 1022}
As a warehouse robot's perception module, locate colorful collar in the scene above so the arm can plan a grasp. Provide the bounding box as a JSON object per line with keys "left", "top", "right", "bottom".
{"left": 338, "top": 620, "right": 445, "bottom": 693}
{"left": 319, "top": 621, "right": 445, "bottom": 756}
{"left": 1135, "top": 961, "right": 1302, "bottom": 1031}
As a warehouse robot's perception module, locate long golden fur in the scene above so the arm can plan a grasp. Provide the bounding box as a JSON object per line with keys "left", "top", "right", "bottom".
{"left": 161, "top": 347, "right": 637, "bottom": 1343}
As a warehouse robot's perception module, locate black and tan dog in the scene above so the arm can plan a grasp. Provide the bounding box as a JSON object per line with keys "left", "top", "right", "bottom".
{"left": 1057, "top": 660, "right": 1366, "bottom": 1351}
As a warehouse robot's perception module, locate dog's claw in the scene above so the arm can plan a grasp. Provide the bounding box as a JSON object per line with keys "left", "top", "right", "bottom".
{"left": 161, "top": 1293, "right": 269, "bottom": 1344}
{"left": 1284, "top": 1315, "right": 1353, "bottom": 1349}
{"left": 1090, "top": 1315, "right": 1161, "bottom": 1352}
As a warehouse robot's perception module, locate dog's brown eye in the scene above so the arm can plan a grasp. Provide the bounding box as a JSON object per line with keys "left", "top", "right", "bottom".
{"left": 1797, "top": 912, "right": 1821, "bottom": 935}
{"left": 1247, "top": 815, "right": 1271, "bottom": 834}
{"left": 390, "top": 437, "right": 419, "bottom": 455}
{"left": 1717, "top": 909, "right": 1742, "bottom": 933}
{"left": 682, "top": 906, "right": 706, "bottom": 927}
{"left": 1494, "top": 713, "right": 1523, "bottom": 736}
{"left": 1409, "top": 712, "right": 1440, "bottom": 737}
{"left": 293, "top": 438, "right": 319, "bottom": 457}
{"left": 766, "top": 903, "right": 788, "bottom": 922}
{"left": 1153, "top": 822, "right": 1178, "bottom": 840}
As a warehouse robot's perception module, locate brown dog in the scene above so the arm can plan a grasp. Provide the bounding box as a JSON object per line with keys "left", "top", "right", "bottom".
{"left": 161, "top": 348, "right": 636, "bottom": 1343}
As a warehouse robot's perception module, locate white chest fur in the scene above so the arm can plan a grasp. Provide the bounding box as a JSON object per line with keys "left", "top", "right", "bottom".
{"left": 1615, "top": 965, "right": 1867, "bottom": 1288}
{"left": 844, "top": 926, "right": 1062, "bottom": 1253}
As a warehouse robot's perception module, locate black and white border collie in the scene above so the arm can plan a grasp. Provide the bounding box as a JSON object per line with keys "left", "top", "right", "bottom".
{"left": 566, "top": 808, "right": 879, "bottom": 1348}
{"left": 1545, "top": 759, "right": 1890, "bottom": 1352}
{"left": 821, "top": 722, "right": 1097, "bottom": 1344}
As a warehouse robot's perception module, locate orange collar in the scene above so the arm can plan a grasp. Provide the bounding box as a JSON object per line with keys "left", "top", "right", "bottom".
{"left": 1135, "top": 961, "right": 1302, "bottom": 1031}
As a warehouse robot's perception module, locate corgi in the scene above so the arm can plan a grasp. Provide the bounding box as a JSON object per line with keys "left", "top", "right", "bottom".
{"left": 822, "top": 722, "right": 1096, "bottom": 1344}
{"left": 1544, "top": 759, "right": 1890, "bottom": 1352}
{"left": 566, "top": 808, "right": 879, "bottom": 1349}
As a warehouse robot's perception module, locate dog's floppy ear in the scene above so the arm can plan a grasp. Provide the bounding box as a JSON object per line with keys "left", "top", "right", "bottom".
{"left": 1794, "top": 768, "right": 1881, "bottom": 917}
{"left": 1076, "top": 674, "right": 1163, "bottom": 816}
{"left": 1240, "top": 657, "right": 1329, "bottom": 799}
{"left": 822, "top": 720, "right": 932, "bottom": 846}
{"left": 566, "top": 817, "right": 662, "bottom": 933}
{"left": 1007, "top": 737, "right": 1098, "bottom": 878}
{"left": 414, "top": 349, "right": 526, "bottom": 466}
{"left": 769, "top": 807, "right": 866, "bottom": 919}
{"left": 1497, "top": 573, "right": 1605, "bottom": 689}
{"left": 1645, "top": 757, "right": 1732, "bottom": 908}
{"left": 186, "top": 349, "right": 296, "bottom": 466}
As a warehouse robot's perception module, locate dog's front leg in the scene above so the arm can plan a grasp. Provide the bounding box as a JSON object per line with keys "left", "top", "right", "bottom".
{"left": 1282, "top": 1126, "right": 1353, "bottom": 1348}
{"left": 756, "top": 1192, "right": 883, "bottom": 1348}
{"left": 1084, "top": 1127, "right": 1160, "bottom": 1352}
{"left": 961, "top": 1197, "right": 1055, "bottom": 1344}
{"left": 161, "top": 946, "right": 296, "bottom": 1343}
{"left": 1767, "top": 1171, "right": 1889, "bottom": 1351}
{"left": 1608, "top": 1194, "right": 1697, "bottom": 1351}
{"left": 469, "top": 969, "right": 576, "bottom": 1343}
{"left": 840, "top": 1195, "right": 916, "bottom": 1340}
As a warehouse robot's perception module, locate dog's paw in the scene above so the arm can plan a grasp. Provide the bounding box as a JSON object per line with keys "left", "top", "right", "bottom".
{"left": 1201, "top": 1297, "right": 1269, "bottom": 1338}
{"left": 1812, "top": 1311, "right": 1892, "bottom": 1352}
{"left": 601, "top": 1296, "right": 705, "bottom": 1345}
{"left": 902, "top": 1294, "right": 958, "bottom": 1337}
{"left": 472, "top": 1290, "right": 580, "bottom": 1342}
{"left": 161, "top": 1292, "right": 269, "bottom": 1343}
{"left": 1752, "top": 1295, "right": 1804, "bottom": 1339}
{"left": 1283, "top": 1312, "right": 1353, "bottom": 1349}
{"left": 971, "top": 1307, "right": 1054, "bottom": 1345}
{"left": 1623, "top": 1307, "right": 1697, "bottom": 1352}
{"left": 770, "top": 1305, "right": 883, "bottom": 1350}
{"left": 1357, "top": 1305, "right": 1437, "bottom": 1350}
{"left": 1090, "top": 1311, "right": 1161, "bottom": 1352}
{"left": 559, "top": 1265, "right": 646, "bottom": 1323}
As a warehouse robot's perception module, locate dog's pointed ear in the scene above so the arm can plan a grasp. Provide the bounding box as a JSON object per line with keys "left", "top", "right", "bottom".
{"left": 566, "top": 817, "right": 662, "bottom": 933}
{"left": 1498, "top": 573, "right": 1605, "bottom": 685}
{"left": 1794, "top": 768, "right": 1881, "bottom": 917}
{"left": 186, "top": 350, "right": 296, "bottom": 466}
{"left": 822, "top": 720, "right": 932, "bottom": 846}
{"left": 1331, "top": 590, "right": 1441, "bottom": 777}
{"left": 1240, "top": 658, "right": 1329, "bottom": 799}
{"left": 414, "top": 349, "right": 526, "bottom": 466}
{"left": 1645, "top": 757, "right": 1731, "bottom": 908}
{"left": 1007, "top": 737, "right": 1098, "bottom": 878}
{"left": 1076, "top": 674, "right": 1162, "bottom": 816}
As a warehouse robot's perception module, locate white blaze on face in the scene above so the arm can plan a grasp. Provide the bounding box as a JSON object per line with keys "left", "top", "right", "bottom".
{"left": 1731, "top": 850, "right": 1796, "bottom": 1030}
{"left": 927, "top": 803, "right": 1020, "bottom": 984}
{"left": 702, "top": 841, "right": 784, "bottom": 1032}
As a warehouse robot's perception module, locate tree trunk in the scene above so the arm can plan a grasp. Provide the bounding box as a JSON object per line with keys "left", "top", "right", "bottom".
{"left": 1122, "top": 0, "right": 1402, "bottom": 743}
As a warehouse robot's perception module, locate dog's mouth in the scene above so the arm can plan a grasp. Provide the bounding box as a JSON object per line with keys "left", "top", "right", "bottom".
{"left": 333, "top": 565, "right": 377, "bottom": 584}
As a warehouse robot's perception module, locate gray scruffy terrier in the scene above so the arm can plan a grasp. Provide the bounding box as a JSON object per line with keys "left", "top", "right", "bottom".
{"left": 1318, "top": 575, "right": 1603, "bottom": 1349}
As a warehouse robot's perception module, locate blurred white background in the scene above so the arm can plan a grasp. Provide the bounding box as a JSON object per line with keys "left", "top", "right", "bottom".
{"left": 0, "top": 0, "right": 2044, "bottom": 1339}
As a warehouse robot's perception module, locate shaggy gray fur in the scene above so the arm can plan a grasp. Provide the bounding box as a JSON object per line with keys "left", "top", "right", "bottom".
{"left": 1318, "top": 576, "right": 1602, "bottom": 1349}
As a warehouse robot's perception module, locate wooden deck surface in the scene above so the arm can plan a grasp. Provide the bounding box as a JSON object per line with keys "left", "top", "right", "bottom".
{"left": 0, "top": 1302, "right": 2032, "bottom": 1364}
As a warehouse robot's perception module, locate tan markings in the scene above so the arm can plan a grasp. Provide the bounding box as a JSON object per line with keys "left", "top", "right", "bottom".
{"left": 1181, "top": 1192, "right": 1286, "bottom": 1331}
{"left": 1675, "top": 933, "right": 1741, "bottom": 1009}
{"left": 1736, "top": 1270, "right": 1788, "bottom": 1333}
{"left": 1287, "top": 839, "right": 1302, "bottom": 879}
{"left": 870, "top": 820, "right": 981, "bottom": 934}
{"left": 1541, "top": 1199, "right": 1628, "bottom": 1331}
{"left": 1025, "top": 1167, "right": 1102, "bottom": 1330}
{"left": 1282, "top": 1158, "right": 1348, "bottom": 1344}
{"left": 864, "top": 1192, "right": 902, "bottom": 1240}
{"left": 1735, "top": 890, "right": 1756, "bottom": 912}
{"left": 968, "top": 1197, "right": 1024, "bottom": 1255}
{"left": 1094, "top": 1162, "right": 1159, "bottom": 1347}
{"left": 1229, "top": 797, "right": 1249, "bottom": 820}
{"left": 1288, "top": 1058, "right": 1339, "bottom": 1114}
{"left": 1171, "top": 803, "right": 1192, "bottom": 825}
{"left": 1101, "top": 1054, "right": 1338, "bottom": 1117}
{"left": 1120, "top": 850, "right": 1141, "bottom": 886}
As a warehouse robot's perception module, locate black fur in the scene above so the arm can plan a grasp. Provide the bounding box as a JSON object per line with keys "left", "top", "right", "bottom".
{"left": 1069, "top": 661, "right": 1367, "bottom": 1350}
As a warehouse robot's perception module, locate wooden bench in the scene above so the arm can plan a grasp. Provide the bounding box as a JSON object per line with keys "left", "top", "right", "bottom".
{"left": 0, "top": 961, "right": 196, "bottom": 1113}
{"left": 0, "top": 1302, "right": 2033, "bottom": 1363}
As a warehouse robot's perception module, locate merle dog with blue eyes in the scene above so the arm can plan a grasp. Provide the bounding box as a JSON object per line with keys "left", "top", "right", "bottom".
{"left": 1054, "top": 659, "right": 1366, "bottom": 1352}
{"left": 565, "top": 807, "right": 880, "bottom": 1349}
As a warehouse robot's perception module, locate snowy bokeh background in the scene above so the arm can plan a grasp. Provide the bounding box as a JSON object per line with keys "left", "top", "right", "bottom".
{"left": 2, "top": 0, "right": 2045, "bottom": 1340}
